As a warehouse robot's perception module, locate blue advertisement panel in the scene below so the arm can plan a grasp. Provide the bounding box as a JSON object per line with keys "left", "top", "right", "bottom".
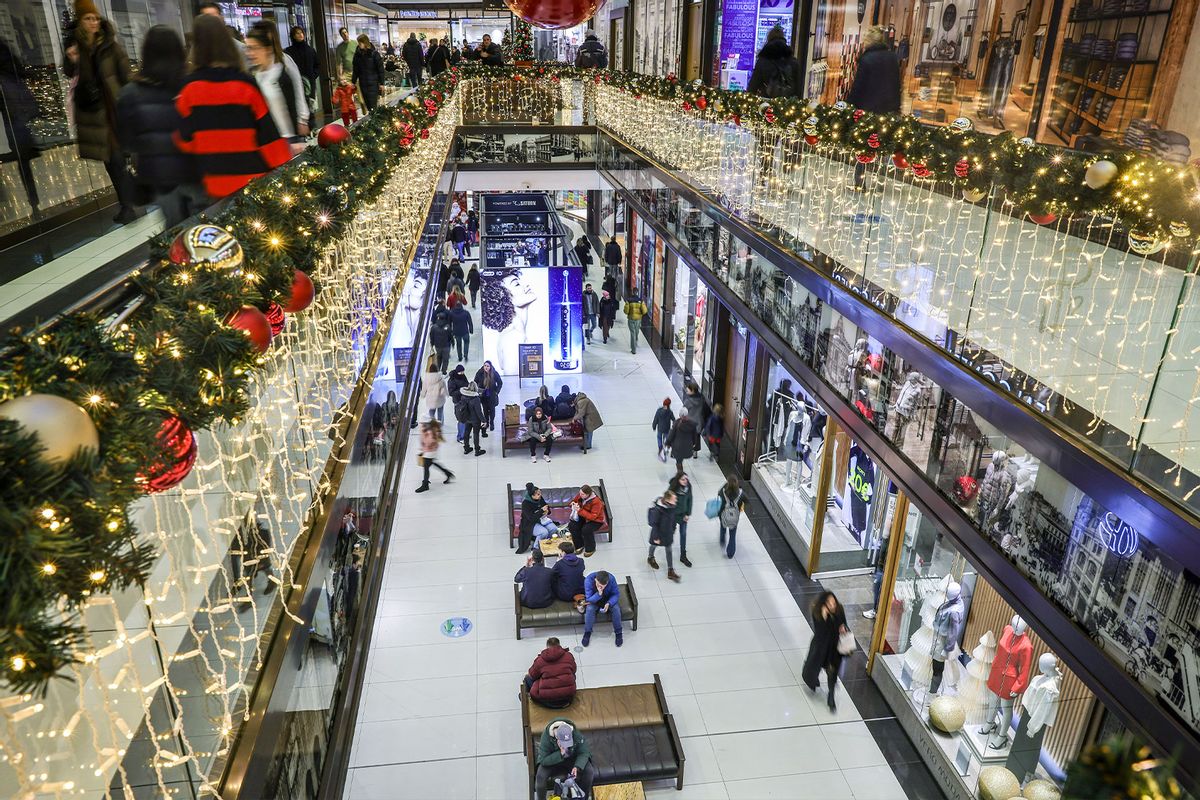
{"left": 719, "top": 0, "right": 759, "bottom": 87}
{"left": 548, "top": 267, "right": 583, "bottom": 372}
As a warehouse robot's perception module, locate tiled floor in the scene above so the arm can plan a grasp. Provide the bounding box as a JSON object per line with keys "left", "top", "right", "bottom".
{"left": 344, "top": 288, "right": 930, "bottom": 799}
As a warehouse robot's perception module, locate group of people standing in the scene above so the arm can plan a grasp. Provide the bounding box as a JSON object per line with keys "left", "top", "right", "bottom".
{"left": 400, "top": 32, "right": 503, "bottom": 87}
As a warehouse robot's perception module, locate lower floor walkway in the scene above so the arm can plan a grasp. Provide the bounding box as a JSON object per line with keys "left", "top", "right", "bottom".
{"left": 345, "top": 290, "right": 938, "bottom": 799}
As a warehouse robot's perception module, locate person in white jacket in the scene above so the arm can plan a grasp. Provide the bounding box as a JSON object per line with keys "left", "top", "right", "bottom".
{"left": 246, "top": 22, "right": 309, "bottom": 153}
{"left": 419, "top": 354, "right": 448, "bottom": 422}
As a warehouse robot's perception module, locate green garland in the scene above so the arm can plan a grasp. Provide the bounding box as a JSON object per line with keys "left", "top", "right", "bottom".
{"left": 467, "top": 63, "right": 1200, "bottom": 241}
{"left": 0, "top": 71, "right": 458, "bottom": 694}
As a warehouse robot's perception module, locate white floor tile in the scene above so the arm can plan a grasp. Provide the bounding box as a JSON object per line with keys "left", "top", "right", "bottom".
{"left": 709, "top": 727, "right": 837, "bottom": 781}
{"left": 347, "top": 761, "right": 478, "bottom": 799}
{"left": 685, "top": 651, "right": 800, "bottom": 695}
{"left": 724, "top": 770, "right": 855, "bottom": 800}
{"left": 842, "top": 764, "right": 909, "bottom": 799}
{"left": 822, "top": 721, "right": 889, "bottom": 770}
{"left": 351, "top": 713, "right": 476, "bottom": 766}
{"left": 696, "top": 685, "right": 817, "bottom": 733}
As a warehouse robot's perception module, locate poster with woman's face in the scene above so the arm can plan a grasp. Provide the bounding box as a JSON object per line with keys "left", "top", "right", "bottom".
{"left": 480, "top": 266, "right": 584, "bottom": 376}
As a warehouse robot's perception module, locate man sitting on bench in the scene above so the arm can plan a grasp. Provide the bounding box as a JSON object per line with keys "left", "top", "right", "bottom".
{"left": 581, "top": 570, "right": 622, "bottom": 648}
{"left": 535, "top": 718, "right": 596, "bottom": 800}
{"left": 524, "top": 637, "right": 577, "bottom": 708}
{"left": 515, "top": 550, "right": 555, "bottom": 609}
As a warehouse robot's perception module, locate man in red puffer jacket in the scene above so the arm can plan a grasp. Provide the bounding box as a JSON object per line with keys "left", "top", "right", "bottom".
{"left": 524, "top": 637, "right": 577, "bottom": 708}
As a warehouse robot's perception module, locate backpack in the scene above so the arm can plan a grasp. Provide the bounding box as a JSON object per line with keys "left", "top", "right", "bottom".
{"left": 761, "top": 61, "right": 797, "bottom": 99}
{"left": 576, "top": 47, "right": 599, "bottom": 68}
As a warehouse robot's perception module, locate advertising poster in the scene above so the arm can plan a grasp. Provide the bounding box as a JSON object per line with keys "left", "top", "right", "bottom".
{"left": 755, "top": 0, "right": 795, "bottom": 52}
{"left": 719, "top": 0, "right": 759, "bottom": 88}
{"left": 481, "top": 266, "right": 584, "bottom": 376}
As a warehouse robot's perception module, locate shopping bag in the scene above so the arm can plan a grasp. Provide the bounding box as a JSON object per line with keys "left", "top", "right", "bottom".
{"left": 704, "top": 497, "right": 722, "bottom": 519}
{"left": 504, "top": 403, "right": 520, "bottom": 425}
{"left": 837, "top": 629, "right": 856, "bottom": 655}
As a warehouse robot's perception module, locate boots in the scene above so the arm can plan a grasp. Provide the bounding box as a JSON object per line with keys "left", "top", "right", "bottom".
{"left": 667, "top": 569, "right": 681, "bottom": 582}
{"left": 647, "top": 555, "right": 659, "bottom": 569}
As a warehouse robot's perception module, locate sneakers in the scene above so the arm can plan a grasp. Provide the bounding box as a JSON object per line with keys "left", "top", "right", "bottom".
{"left": 464, "top": 446, "right": 474, "bottom": 454}
{"left": 475, "top": 449, "right": 486, "bottom": 457}
{"left": 615, "top": 633, "right": 623, "bottom": 647}
{"left": 667, "top": 569, "right": 681, "bottom": 582}
{"left": 679, "top": 554, "right": 692, "bottom": 568}
{"left": 863, "top": 609, "right": 877, "bottom": 619}
{"left": 581, "top": 632, "right": 591, "bottom": 647}
{"left": 531, "top": 455, "right": 537, "bottom": 463}
{"left": 647, "top": 556, "right": 659, "bottom": 569}
{"left": 543, "top": 455, "right": 551, "bottom": 462}
{"left": 415, "top": 484, "right": 430, "bottom": 493}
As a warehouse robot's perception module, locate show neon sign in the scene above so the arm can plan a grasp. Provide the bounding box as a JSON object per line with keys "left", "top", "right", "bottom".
{"left": 1098, "top": 512, "right": 1140, "bottom": 557}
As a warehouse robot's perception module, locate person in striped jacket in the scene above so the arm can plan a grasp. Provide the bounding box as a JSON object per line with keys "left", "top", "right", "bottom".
{"left": 174, "top": 15, "right": 291, "bottom": 200}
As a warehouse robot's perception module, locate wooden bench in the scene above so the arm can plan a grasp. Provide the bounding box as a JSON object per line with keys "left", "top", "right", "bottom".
{"left": 506, "top": 481, "right": 613, "bottom": 549}
{"left": 514, "top": 576, "right": 638, "bottom": 640}
{"left": 521, "top": 674, "right": 685, "bottom": 798}
{"left": 502, "top": 413, "right": 588, "bottom": 457}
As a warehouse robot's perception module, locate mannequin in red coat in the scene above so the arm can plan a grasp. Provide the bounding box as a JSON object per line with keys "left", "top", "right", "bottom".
{"left": 980, "top": 614, "right": 1033, "bottom": 748}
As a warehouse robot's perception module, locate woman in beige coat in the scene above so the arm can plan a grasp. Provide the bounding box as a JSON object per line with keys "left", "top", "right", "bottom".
{"left": 572, "top": 391, "right": 604, "bottom": 453}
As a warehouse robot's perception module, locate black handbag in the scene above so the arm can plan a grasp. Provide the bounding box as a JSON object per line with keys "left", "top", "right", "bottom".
{"left": 75, "top": 78, "right": 103, "bottom": 113}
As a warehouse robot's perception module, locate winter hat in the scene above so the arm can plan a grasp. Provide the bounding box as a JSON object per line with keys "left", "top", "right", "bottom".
{"left": 75, "top": 0, "right": 100, "bottom": 18}
{"left": 453, "top": 364, "right": 465, "bottom": 374}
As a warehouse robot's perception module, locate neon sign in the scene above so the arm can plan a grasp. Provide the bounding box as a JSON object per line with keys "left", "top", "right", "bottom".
{"left": 1098, "top": 512, "right": 1139, "bottom": 557}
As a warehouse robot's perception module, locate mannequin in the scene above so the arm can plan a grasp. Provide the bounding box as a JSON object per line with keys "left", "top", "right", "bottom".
{"left": 980, "top": 614, "right": 1033, "bottom": 748}
{"left": 805, "top": 410, "right": 828, "bottom": 490}
{"left": 976, "top": 450, "right": 1015, "bottom": 529}
{"left": 1006, "top": 653, "right": 1061, "bottom": 780}
{"left": 847, "top": 338, "right": 869, "bottom": 395}
{"left": 889, "top": 372, "right": 924, "bottom": 444}
{"left": 928, "top": 581, "right": 965, "bottom": 697}
{"left": 782, "top": 405, "right": 813, "bottom": 488}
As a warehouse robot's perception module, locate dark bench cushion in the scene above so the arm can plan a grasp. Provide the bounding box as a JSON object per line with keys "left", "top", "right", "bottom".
{"left": 519, "top": 583, "right": 633, "bottom": 628}
{"left": 529, "top": 725, "right": 679, "bottom": 785}
{"left": 526, "top": 683, "right": 664, "bottom": 733}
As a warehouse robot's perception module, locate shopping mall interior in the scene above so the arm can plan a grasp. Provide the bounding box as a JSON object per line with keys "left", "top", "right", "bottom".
{"left": 1, "top": 1, "right": 1200, "bottom": 799}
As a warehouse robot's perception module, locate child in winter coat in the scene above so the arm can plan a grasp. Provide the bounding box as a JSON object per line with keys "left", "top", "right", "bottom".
{"left": 651, "top": 398, "right": 675, "bottom": 461}
{"left": 332, "top": 77, "right": 358, "bottom": 126}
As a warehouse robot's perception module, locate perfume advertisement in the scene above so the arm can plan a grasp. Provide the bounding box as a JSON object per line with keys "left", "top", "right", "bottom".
{"left": 481, "top": 265, "right": 584, "bottom": 376}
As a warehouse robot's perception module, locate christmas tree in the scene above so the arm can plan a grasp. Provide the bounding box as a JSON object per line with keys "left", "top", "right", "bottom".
{"left": 959, "top": 630, "right": 997, "bottom": 724}
{"left": 503, "top": 19, "right": 534, "bottom": 61}
{"left": 903, "top": 575, "right": 948, "bottom": 691}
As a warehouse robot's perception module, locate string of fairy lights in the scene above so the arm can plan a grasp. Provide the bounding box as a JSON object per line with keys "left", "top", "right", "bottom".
{"left": 0, "top": 87, "right": 458, "bottom": 798}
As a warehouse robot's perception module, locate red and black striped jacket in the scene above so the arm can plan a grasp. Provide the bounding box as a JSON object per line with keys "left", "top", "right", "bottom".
{"left": 174, "top": 67, "right": 291, "bottom": 199}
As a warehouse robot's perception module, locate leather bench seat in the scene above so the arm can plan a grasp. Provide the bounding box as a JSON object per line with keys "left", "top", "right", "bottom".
{"left": 517, "top": 582, "right": 635, "bottom": 639}
{"left": 526, "top": 683, "right": 663, "bottom": 732}
{"left": 526, "top": 725, "right": 677, "bottom": 784}
{"left": 504, "top": 422, "right": 583, "bottom": 451}
{"left": 507, "top": 483, "right": 613, "bottom": 547}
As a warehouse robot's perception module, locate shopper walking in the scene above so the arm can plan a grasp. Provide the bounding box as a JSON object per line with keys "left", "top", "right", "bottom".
{"left": 574, "top": 236, "right": 594, "bottom": 275}
{"left": 176, "top": 15, "right": 291, "bottom": 200}
{"left": 426, "top": 37, "right": 451, "bottom": 76}
{"left": 467, "top": 208, "right": 480, "bottom": 244}
{"left": 474, "top": 360, "right": 503, "bottom": 436}
{"left": 598, "top": 290, "right": 618, "bottom": 344}
{"left": 567, "top": 484, "right": 605, "bottom": 557}
{"left": 581, "top": 283, "right": 599, "bottom": 343}
{"left": 624, "top": 293, "right": 648, "bottom": 354}
{"left": 703, "top": 403, "right": 725, "bottom": 461}
{"left": 246, "top": 22, "right": 309, "bottom": 153}
{"left": 647, "top": 490, "right": 681, "bottom": 582}
{"left": 352, "top": 35, "right": 385, "bottom": 112}
{"left": 65, "top": 0, "right": 137, "bottom": 223}
{"left": 746, "top": 27, "right": 803, "bottom": 99}
{"left": 527, "top": 406, "right": 554, "bottom": 462}
{"left": 451, "top": 219, "right": 469, "bottom": 259}
{"left": 604, "top": 235, "right": 622, "bottom": 274}
{"left": 581, "top": 570, "right": 621, "bottom": 647}
{"left": 652, "top": 398, "right": 675, "bottom": 460}
{"left": 449, "top": 302, "right": 473, "bottom": 361}
{"left": 335, "top": 27, "right": 357, "bottom": 80}
{"left": 802, "top": 591, "right": 849, "bottom": 711}
{"left": 456, "top": 381, "right": 486, "bottom": 455}
{"left": 116, "top": 26, "right": 204, "bottom": 228}
{"left": 665, "top": 409, "right": 700, "bottom": 474}
{"left": 683, "top": 382, "right": 705, "bottom": 424}
{"left": 401, "top": 32, "right": 424, "bottom": 87}
{"left": 447, "top": 364, "right": 468, "bottom": 442}
{"left": 669, "top": 472, "right": 694, "bottom": 567}
{"left": 574, "top": 32, "right": 609, "bottom": 68}
{"left": 430, "top": 313, "right": 452, "bottom": 373}
{"left": 467, "top": 264, "right": 481, "bottom": 307}
{"left": 572, "top": 391, "right": 603, "bottom": 453}
{"left": 284, "top": 26, "right": 319, "bottom": 124}
{"left": 717, "top": 476, "right": 746, "bottom": 558}
{"left": 414, "top": 420, "right": 454, "bottom": 492}
{"left": 419, "top": 354, "right": 448, "bottom": 421}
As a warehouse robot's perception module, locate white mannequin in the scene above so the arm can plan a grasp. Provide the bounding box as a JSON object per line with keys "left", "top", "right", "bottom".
{"left": 1023, "top": 653, "right": 1061, "bottom": 737}
{"left": 980, "top": 614, "right": 1030, "bottom": 748}
{"left": 977, "top": 450, "right": 1013, "bottom": 528}
{"left": 927, "top": 581, "right": 965, "bottom": 699}
{"left": 847, "top": 338, "right": 869, "bottom": 392}
{"left": 890, "top": 372, "right": 924, "bottom": 443}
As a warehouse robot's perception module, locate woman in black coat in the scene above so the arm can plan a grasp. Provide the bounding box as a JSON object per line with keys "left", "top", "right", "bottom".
{"left": 801, "top": 591, "right": 849, "bottom": 710}
{"left": 598, "top": 290, "right": 618, "bottom": 344}
{"left": 518, "top": 482, "right": 554, "bottom": 553}
{"left": 474, "top": 360, "right": 503, "bottom": 434}
{"left": 845, "top": 27, "right": 901, "bottom": 114}
{"left": 352, "top": 34, "right": 386, "bottom": 111}
{"left": 115, "top": 26, "right": 203, "bottom": 227}
{"left": 746, "top": 27, "right": 803, "bottom": 99}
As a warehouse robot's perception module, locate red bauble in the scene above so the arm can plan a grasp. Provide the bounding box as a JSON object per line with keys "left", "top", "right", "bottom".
{"left": 852, "top": 109, "right": 865, "bottom": 122}
{"left": 857, "top": 153, "right": 876, "bottom": 164}
{"left": 594, "top": 75, "right": 603, "bottom": 84}
{"left": 265, "top": 302, "right": 286, "bottom": 337}
{"left": 696, "top": 97, "right": 708, "bottom": 110}
{"left": 912, "top": 163, "right": 932, "bottom": 179}
{"left": 504, "top": 0, "right": 603, "bottom": 29}
{"left": 420, "top": 128, "right": 430, "bottom": 139}
{"left": 892, "top": 152, "right": 909, "bottom": 170}
{"left": 731, "top": 114, "right": 742, "bottom": 126}
{"left": 805, "top": 134, "right": 819, "bottom": 146}
{"left": 867, "top": 133, "right": 881, "bottom": 149}
{"left": 317, "top": 123, "right": 350, "bottom": 149}
{"left": 682, "top": 101, "right": 693, "bottom": 111}
{"left": 227, "top": 306, "right": 272, "bottom": 352}
{"left": 1029, "top": 212, "right": 1058, "bottom": 225}
{"left": 764, "top": 111, "right": 776, "bottom": 123}
{"left": 139, "top": 414, "right": 197, "bottom": 493}
{"left": 285, "top": 269, "right": 315, "bottom": 312}
{"left": 954, "top": 158, "right": 970, "bottom": 179}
